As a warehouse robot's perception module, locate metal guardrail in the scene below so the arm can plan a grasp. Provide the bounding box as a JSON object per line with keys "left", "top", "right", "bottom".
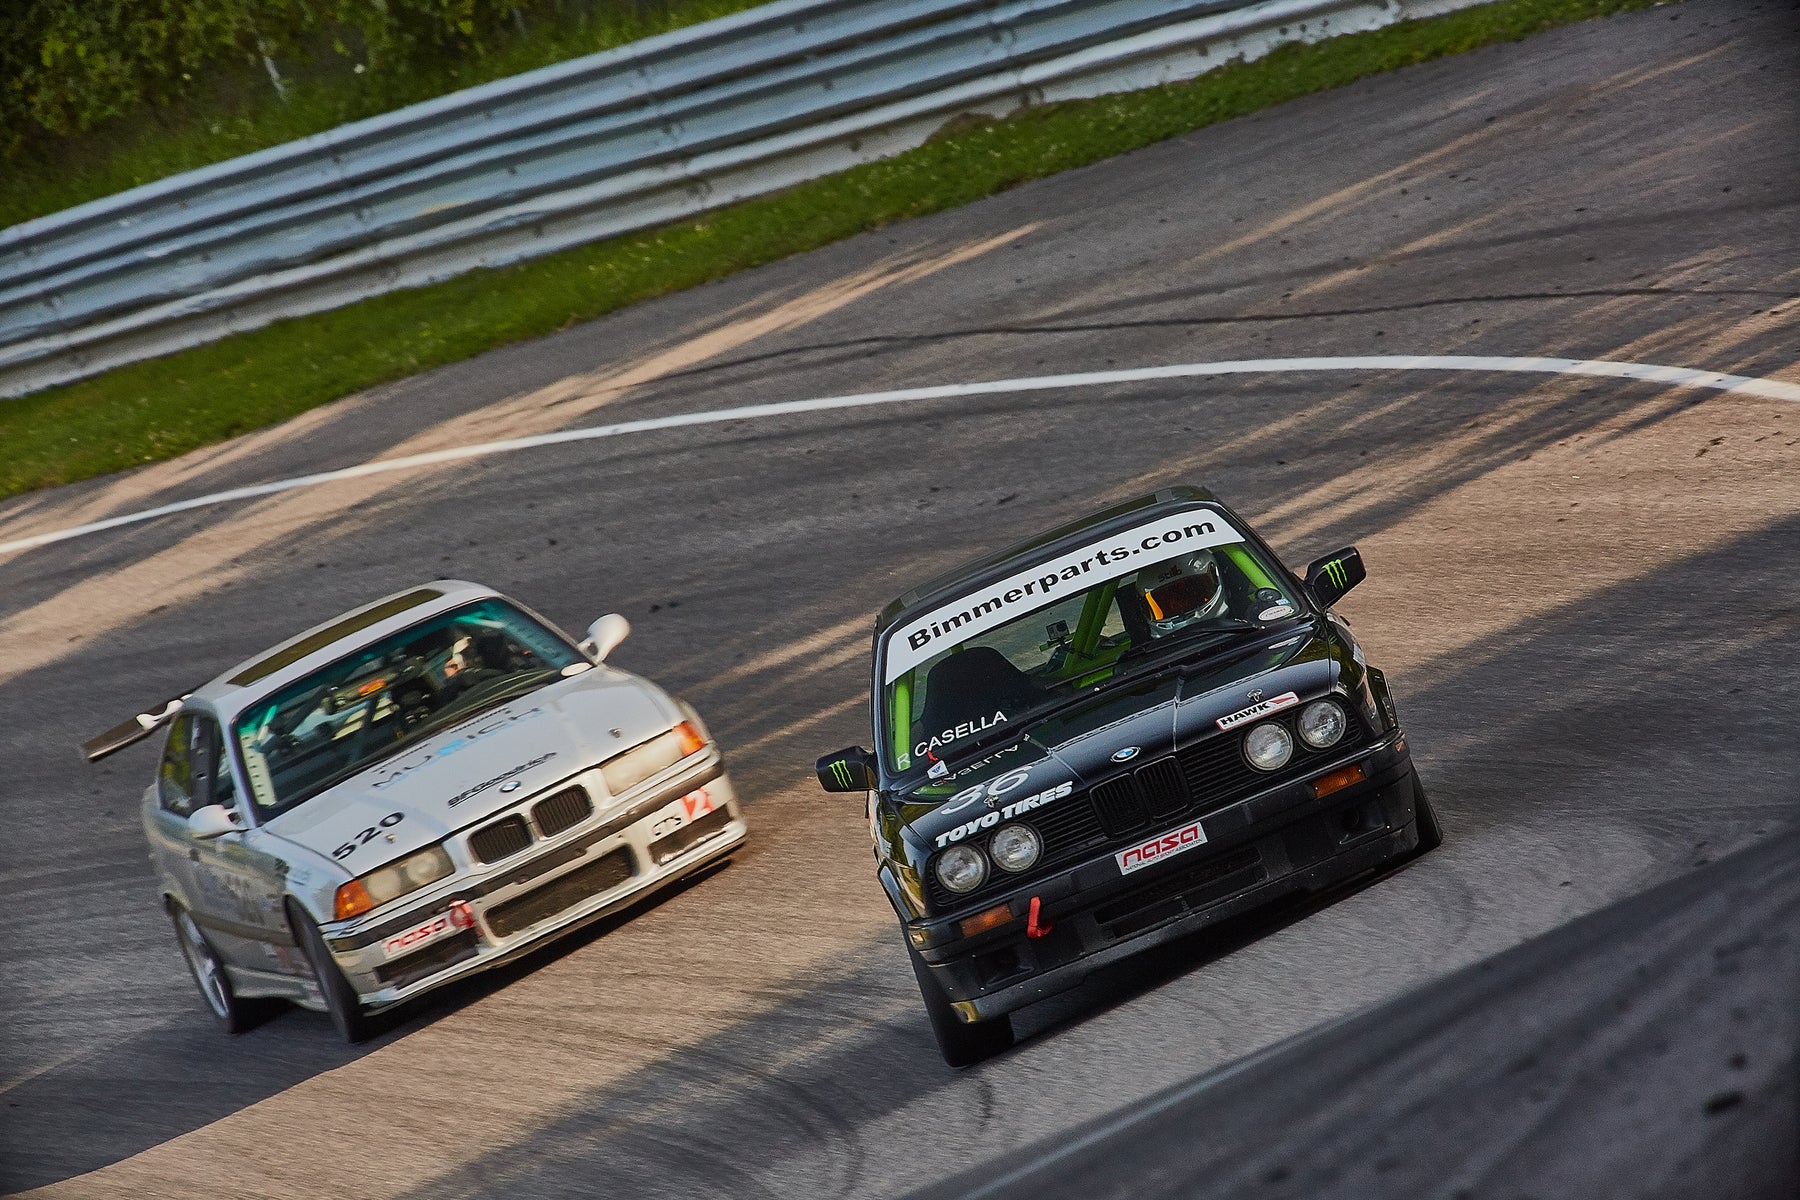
{"left": 0, "top": 0, "right": 1484, "bottom": 397}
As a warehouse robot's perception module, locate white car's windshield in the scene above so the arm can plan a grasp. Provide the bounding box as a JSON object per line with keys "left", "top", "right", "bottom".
{"left": 233, "top": 599, "right": 583, "bottom": 817}
{"left": 878, "top": 509, "right": 1302, "bottom": 779}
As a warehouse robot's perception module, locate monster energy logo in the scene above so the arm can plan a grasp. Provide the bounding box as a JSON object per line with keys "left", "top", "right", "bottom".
{"left": 1322, "top": 559, "right": 1348, "bottom": 588}
{"left": 829, "top": 759, "right": 854, "bottom": 788}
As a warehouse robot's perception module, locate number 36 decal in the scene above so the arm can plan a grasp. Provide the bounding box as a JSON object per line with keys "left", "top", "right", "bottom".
{"left": 334, "top": 812, "right": 404, "bottom": 860}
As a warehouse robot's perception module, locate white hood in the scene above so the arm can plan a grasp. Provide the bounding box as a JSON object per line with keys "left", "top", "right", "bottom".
{"left": 265, "top": 666, "right": 678, "bottom": 872}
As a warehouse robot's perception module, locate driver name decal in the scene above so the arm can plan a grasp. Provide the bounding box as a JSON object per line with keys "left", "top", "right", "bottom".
{"left": 885, "top": 510, "right": 1244, "bottom": 681}
{"left": 915, "top": 710, "right": 1006, "bottom": 759}
{"left": 371, "top": 706, "right": 545, "bottom": 791}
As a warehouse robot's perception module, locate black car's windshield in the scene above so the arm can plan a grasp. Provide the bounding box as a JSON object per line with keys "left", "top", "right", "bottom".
{"left": 878, "top": 509, "right": 1301, "bottom": 779}
{"left": 233, "top": 599, "right": 584, "bottom": 817}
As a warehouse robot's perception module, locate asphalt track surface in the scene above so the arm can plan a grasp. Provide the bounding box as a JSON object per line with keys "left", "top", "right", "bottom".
{"left": 2, "top": 0, "right": 1797, "bottom": 1194}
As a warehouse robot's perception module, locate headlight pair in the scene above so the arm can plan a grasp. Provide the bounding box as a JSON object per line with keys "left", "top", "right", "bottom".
{"left": 1243, "top": 699, "right": 1347, "bottom": 771}
{"left": 334, "top": 844, "right": 454, "bottom": 919}
{"left": 934, "top": 823, "right": 1043, "bottom": 894}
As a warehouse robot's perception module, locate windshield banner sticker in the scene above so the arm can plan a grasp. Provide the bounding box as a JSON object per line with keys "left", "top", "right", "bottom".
{"left": 915, "top": 710, "right": 1007, "bottom": 760}
{"left": 885, "top": 511, "right": 1244, "bottom": 682}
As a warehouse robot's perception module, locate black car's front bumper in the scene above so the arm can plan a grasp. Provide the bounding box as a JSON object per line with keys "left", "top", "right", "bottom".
{"left": 909, "top": 732, "right": 1424, "bottom": 1022}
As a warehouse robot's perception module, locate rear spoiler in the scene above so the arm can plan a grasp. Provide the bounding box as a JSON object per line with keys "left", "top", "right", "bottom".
{"left": 81, "top": 696, "right": 188, "bottom": 763}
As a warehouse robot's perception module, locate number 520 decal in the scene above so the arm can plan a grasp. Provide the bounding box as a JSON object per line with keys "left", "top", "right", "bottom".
{"left": 334, "top": 812, "right": 404, "bottom": 860}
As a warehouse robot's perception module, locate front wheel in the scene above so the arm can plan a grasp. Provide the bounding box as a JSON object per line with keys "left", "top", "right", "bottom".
{"left": 291, "top": 904, "right": 377, "bottom": 1044}
{"left": 169, "top": 903, "right": 254, "bottom": 1033}
{"left": 908, "top": 942, "right": 1013, "bottom": 1068}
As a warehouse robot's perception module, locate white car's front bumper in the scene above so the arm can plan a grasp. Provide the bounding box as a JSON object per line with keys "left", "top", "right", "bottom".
{"left": 324, "top": 757, "right": 745, "bottom": 1008}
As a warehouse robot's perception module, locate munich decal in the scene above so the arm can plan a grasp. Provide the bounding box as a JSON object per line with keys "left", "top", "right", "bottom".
{"left": 1116, "top": 819, "right": 1208, "bottom": 875}
{"left": 371, "top": 707, "right": 547, "bottom": 791}
{"left": 1216, "top": 691, "right": 1300, "bottom": 730}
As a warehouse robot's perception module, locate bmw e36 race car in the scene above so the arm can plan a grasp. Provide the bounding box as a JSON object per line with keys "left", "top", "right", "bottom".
{"left": 816, "top": 486, "right": 1440, "bottom": 1066}
{"left": 85, "top": 581, "right": 746, "bottom": 1042}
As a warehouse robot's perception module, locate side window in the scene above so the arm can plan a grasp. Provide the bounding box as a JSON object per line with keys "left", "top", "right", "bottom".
{"left": 158, "top": 714, "right": 198, "bottom": 817}
{"left": 201, "top": 720, "right": 237, "bottom": 811}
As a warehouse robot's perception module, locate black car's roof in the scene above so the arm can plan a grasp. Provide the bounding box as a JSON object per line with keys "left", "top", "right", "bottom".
{"left": 875, "top": 485, "right": 1225, "bottom": 635}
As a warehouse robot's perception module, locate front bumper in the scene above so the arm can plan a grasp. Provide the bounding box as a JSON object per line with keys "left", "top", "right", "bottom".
{"left": 912, "top": 732, "right": 1422, "bottom": 1022}
{"left": 323, "top": 755, "right": 746, "bottom": 1008}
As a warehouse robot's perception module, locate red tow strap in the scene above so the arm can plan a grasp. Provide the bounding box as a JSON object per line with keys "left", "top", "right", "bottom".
{"left": 1027, "top": 895, "right": 1053, "bottom": 939}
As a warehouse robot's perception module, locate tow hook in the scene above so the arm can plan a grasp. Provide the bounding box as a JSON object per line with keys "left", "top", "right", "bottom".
{"left": 1026, "top": 895, "right": 1053, "bottom": 939}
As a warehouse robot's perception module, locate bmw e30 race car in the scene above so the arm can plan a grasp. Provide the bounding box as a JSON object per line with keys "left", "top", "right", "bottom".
{"left": 85, "top": 581, "right": 746, "bottom": 1042}
{"left": 816, "top": 487, "right": 1441, "bottom": 1066}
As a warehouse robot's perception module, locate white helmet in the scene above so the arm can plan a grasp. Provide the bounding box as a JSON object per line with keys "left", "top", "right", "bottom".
{"left": 1135, "top": 550, "right": 1226, "bottom": 634}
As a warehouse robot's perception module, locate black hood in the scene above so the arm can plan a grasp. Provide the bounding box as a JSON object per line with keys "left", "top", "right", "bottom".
{"left": 894, "top": 625, "right": 1341, "bottom": 852}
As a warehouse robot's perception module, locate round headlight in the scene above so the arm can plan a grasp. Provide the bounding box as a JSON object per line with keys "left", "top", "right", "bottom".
{"left": 934, "top": 844, "right": 988, "bottom": 893}
{"left": 1298, "top": 699, "right": 1347, "bottom": 749}
{"left": 1244, "top": 722, "right": 1294, "bottom": 771}
{"left": 988, "top": 823, "right": 1043, "bottom": 873}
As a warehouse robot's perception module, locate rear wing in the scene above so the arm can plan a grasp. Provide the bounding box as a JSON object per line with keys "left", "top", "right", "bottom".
{"left": 80, "top": 696, "right": 188, "bottom": 763}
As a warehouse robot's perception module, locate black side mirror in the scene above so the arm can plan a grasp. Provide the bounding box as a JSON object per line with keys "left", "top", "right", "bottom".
{"left": 1304, "top": 546, "right": 1367, "bottom": 610}
{"left": 816, "top": 746, "right": 876, "bottom": 793}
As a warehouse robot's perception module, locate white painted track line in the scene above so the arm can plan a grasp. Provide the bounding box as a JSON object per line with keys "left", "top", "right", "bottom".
{"left": 4, "top": 354, "right": 1796, "bottom": 558}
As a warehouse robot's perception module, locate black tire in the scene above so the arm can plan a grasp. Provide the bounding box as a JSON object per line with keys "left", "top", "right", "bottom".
{"left": 168, "top": 902, "right": 254, "bottom": 1034}
{"left": 1412, "top": 777, "right": 1444, "bottom": 854}
{"left": 291, "top": 903, "right": 377, "bottom": 1044}
{"left": 907, "top": 942, "right": 1014, "bottom": 1068}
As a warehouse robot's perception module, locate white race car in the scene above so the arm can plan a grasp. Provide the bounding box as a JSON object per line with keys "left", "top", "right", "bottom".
{"left": 85, "top": 581, "right": 746, "bottom": 1041}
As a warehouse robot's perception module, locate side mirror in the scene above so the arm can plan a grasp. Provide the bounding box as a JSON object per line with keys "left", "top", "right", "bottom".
{"left": 816, "top": 747, "right": 876, "bottom": 793}
{"left": 188, "top": 804, "right": 242, "bottom": 840}
{"left": 1304, "top": 546, "right": 1367, "bottom": 610}
{"left": 582, "top": 613, "right": 631, "bottom": 662}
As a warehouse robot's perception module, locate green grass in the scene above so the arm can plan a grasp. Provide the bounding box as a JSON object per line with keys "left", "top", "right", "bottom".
{"left": 0, "top": 0, "right": 1667, "bottom": 502}
{"left": 0, "top": 0, "right": 775, "bottom": 232}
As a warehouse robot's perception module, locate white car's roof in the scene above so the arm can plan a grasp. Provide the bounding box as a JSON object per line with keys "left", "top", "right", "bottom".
{"left": 190, "top": 580, "right": 506, "bottom": 716}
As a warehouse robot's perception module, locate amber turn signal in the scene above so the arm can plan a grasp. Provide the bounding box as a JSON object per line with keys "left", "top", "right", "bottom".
{"left": 674, "top": 720, "right": 707, "bottom": 757}
{"left": 334, "top": 879, "right": 377, "bottom": 920}
{"left": 1309, "top": 763, "right": 1366, "bottom": 800}
{"left": 959, "top": 902, "right": 1013, "bottom": 939}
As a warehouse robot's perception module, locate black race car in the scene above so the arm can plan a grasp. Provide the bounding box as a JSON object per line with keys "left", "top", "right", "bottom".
{"left": 817, "top": 486, "right": 1441, "bottom": 1066}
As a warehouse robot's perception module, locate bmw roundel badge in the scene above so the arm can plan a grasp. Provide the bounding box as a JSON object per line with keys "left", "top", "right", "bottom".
{"left": 499, "top": 780, "right": 522, "bottom": 793}
{"left": 1111, "top": 746, "right": 1141, "bottom": 763}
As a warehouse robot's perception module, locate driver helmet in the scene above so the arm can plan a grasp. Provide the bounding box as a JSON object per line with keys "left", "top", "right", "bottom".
{"left": 1136, "top": 550, "right": 1226, "bottom": 633}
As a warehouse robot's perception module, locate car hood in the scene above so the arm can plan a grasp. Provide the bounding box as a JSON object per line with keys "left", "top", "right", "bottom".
{"left": 894, "top": 625, "right": 1339, "bottom": 851}
{"left": 264, "top": 666, "right": 679, "bottom": 873}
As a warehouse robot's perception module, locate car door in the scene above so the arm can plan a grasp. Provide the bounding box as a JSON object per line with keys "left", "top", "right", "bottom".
{"left": 184, "top": 716, "right": 302, "bottom": 977}
{"left": 144, "top": 711, "right": 206, "bottom": 910}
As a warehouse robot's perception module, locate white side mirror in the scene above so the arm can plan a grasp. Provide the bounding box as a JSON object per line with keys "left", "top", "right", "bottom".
{"left": 583, "top": 613, "right": 631, "bottom": 663}
{"left": 188, "top": 804, "right": 242, "bottom": 840}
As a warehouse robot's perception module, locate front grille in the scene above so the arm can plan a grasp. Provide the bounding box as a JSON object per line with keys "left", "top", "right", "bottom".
{"left": 1088, "top": 757, "right": 1190, "bottom": 836}
{"left": 533, "top": 786, "right": 593, "bottom": 837}
{"left": 1136, "top": 757, "right": 1191, "bottom": 820}
{"left": 1090, "top": 776, "right": 1147, "bottom": 836}
{"left": 376, "top": 929, "right": 478, "bottom": 988}
{"left": 648, "top": 807, "right": 734, "bottom": 865}
{"left": 484, "top": 848, "right": 635, "bottom": 938}
{"left": 469, "top": 815, "right": 532, "bottom": 864}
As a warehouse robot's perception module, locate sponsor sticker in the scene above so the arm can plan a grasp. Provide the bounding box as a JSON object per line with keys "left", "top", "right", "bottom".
{"left": 884, "top": 510, "right": 1246, "bottom": 682}
{"left": 1215, "top": 691, "right": 1300, "bottom": 730}
{"left": 933, "top": 780, "right": 1073, "bottom": 849}
{"left": 649, "top": 788, "right": 717, "bottom": 838}
{"left": 381, "top": 900, "right": 476, "bottom": 960}
{"left": 1115, "top": 819, "right": 1208, "bottom": 876}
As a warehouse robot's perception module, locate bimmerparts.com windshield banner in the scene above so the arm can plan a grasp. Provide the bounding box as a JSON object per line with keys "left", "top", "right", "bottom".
{"left": 883, "top": 510, "right": 1245, "bottom": 682}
